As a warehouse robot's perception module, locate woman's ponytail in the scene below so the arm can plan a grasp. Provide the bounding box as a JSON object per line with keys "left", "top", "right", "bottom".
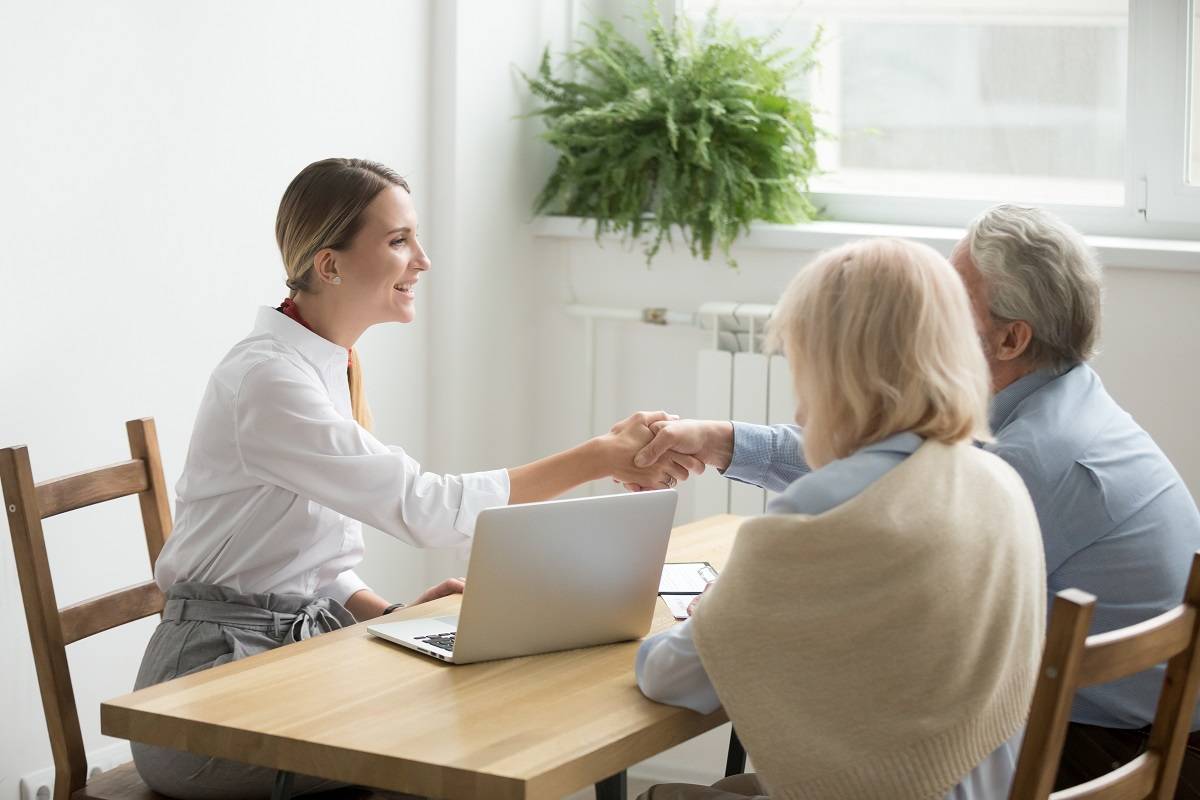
{"left": 348, "top": 349, "right": 374, "bottom": 431}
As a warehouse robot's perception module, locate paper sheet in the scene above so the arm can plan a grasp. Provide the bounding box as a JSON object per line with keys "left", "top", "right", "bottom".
{"left": 661, "top": 594, "right": 695, "bottom": 620}
{"left": 658, "top": 562, "right": 712, "bottom": 594}
{"left": 658, "top": 562, "right": 718, "bottom": 621}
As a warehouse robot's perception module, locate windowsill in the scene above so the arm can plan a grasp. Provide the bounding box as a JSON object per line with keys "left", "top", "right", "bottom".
{"left": 529, "top": 216, "right": 1200, "bottom": 272}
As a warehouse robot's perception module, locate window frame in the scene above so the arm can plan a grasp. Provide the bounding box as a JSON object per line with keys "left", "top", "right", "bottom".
{"left": 672, "top": 0, "right": 1200, "bottom": 240}
{"left": 1134, "top": 0, "right": 1200, "bottom": 226}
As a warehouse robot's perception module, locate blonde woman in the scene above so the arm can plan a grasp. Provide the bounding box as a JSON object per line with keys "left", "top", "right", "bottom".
{"left": 634, "top": 239, "right": 1047, "bottom": 800}
{"left": 132, "top": 158, "right": 695, "bottom": 799}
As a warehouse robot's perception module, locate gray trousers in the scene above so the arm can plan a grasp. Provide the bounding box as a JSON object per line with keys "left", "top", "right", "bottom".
{"left": 131, "top": 582, "right": 360, "bottom": 799}
{"left": 637, "top": 774, "right": 768, "bottom": 800}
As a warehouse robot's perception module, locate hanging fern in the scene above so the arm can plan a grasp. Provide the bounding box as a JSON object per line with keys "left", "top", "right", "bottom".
{"left": 524, "top": 6, "right": 823, "bottom": 267}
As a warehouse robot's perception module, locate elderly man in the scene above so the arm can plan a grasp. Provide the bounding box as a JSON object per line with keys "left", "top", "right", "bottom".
{"left": 636, "top": 204, "right": 1200, "bottom": 795}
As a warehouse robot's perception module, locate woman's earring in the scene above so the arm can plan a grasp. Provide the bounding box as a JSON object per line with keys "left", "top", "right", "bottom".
{"left": 331, "top": 276, "right": 342, "bottom": 285}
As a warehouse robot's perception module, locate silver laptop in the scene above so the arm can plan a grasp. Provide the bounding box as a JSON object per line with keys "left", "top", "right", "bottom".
{"left": 367, "top": 489, "right": 678, "bottom": 664}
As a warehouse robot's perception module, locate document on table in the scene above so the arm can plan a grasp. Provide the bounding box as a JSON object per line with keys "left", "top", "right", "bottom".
{"left": 661, "top": 594, "right": 696, "bottom": 619}
{"left": 658, "top": 562, "right": 718, "bottom": 620}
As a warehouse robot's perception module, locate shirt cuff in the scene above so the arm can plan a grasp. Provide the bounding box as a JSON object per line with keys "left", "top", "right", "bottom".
{"left": 321, "top": 569, "right": 370, "bottom": 606}
{"left": 454, "top": 468, "right": 511, "bottom": 536}
{"left": 722, "top": 421, "right": 775, "bottom": 487}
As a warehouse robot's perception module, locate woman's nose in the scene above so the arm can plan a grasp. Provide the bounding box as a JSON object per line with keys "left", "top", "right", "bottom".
{"left": 413, "top": 240, "right": 432, "bottom": 270}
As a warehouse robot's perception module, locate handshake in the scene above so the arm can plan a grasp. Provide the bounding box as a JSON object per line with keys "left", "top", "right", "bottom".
{"left": 597, "top": 411, "right": 736, "bottom": 492}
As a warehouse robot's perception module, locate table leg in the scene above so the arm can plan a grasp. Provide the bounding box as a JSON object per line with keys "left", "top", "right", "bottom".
{"left": 271, "top": 770, "right": 296, "bottom": 800}
{"left": 725, "top": 727, "right": 747, "bottom": 777}
{"left": 595, "top": 770, "right": 627, "bottom": 800}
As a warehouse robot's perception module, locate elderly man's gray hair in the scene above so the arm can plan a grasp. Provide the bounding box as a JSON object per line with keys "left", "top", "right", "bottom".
{"left": 965, "top": 204, "right": 1103, "bottom": 367}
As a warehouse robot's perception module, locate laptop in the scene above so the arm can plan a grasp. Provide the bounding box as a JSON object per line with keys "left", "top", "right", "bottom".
{"left": 367, "top": 489, "right": 678, "bottom": 664}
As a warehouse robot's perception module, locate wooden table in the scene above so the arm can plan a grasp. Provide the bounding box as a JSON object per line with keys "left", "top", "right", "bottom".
{"left": 101, "top": 514, "right": 744, "bottom": 800}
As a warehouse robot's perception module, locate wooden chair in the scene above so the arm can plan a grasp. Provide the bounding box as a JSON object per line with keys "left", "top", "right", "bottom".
{"left": 1009, "top": 550, "right": 1200, "bottom": 800}
{"left": 1, "top": 418, "right": 173, "bottom": 800}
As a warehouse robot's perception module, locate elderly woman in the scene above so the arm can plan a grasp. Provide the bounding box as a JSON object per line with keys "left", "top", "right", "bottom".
{"left": 634, "top": 238, "right": 1047, "bottom": 800}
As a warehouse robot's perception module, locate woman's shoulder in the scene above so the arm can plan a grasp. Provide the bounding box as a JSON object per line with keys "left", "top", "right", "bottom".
{"left": 772, "top": 468, "right": 855, "bottom": 516}
{"left": 772, "top": 433, "right": 921, "bottom": 516}
{"left": 209, "top": 334, "right": 315, "bottom": 398}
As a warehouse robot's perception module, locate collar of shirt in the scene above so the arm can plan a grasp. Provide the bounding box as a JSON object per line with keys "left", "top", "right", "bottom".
{"left": 988, "top": 364, "right": 1079, "bottom": 433}
{"left": 278, "top": 298, "right": 353, "bottom": 368}
{"left": 253, "top": 306, "right": 349, "bottom": 375}
{"left": 859, "top": 431, "right": 924, "bottom": 457}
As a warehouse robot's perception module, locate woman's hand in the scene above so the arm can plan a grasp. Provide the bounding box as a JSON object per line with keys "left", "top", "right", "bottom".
{"left": 687, "top": 579, "right": 716, "bottom": 617}
{"left": 599, "top": 412, "right": 705, "bottom": 490}
{"left": 408, "top": 577, "right": 466, "bottom": 606}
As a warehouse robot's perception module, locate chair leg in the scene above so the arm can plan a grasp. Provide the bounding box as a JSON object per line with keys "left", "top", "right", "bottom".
{"left": 271, "top": 770, "right": 296, "bottom": 800}
{"left": 725, "top": 727, "right": 747, "bottom": 777}
{"left": 596, "top": 770, "right": 627, "bottom": 800}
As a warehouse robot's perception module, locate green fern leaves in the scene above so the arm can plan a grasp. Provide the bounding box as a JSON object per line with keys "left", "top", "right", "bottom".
{"left": 524, "top": 7, "right": 823, "bottom": 267}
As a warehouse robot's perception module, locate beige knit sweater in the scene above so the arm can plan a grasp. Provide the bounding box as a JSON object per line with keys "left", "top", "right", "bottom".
{"left": 692, "top": 440, "right": 1046, "bottom": 800}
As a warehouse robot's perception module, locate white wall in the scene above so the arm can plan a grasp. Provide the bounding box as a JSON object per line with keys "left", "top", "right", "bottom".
{"left": 0, "top": 0, "right": 435, "bottom": 791}
{"left": 416, "top": 0, "right": 572, "bottom": 585}
{"left": 425, "top": 0, "right": 568, "bottom": 473}
{"left": 1092, "top": 268, "right": 1200, "bottom": 489}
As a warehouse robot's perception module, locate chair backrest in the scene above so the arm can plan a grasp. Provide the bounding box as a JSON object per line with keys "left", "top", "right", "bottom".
{"left": 1009, "top": 550, "right": 1200, "bottom": 800}
{"left": 1, "top": 418, "right": 173, "bottom": 800}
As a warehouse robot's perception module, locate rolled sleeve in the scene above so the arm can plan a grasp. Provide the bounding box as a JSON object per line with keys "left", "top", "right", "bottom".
{"left": 320, "top": 569, "right": 369, "bottom": 606}
{"left": 456, "top": 468, "right": 511, "bottom": 534}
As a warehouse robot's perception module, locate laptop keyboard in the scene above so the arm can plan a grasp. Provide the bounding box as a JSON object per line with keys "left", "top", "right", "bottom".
{"left": 416, "top": 632, "right": 456, "bottom": 652}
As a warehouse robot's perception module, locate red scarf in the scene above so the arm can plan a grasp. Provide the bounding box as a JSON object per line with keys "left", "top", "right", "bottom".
{"left": 277, "top": 298, "right": 352, "bottom": 368}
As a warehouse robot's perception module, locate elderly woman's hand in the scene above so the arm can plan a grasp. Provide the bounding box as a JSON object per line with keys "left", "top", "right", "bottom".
{"left": 686, "top": 566, "right": 720, "bottom": 616}
{"left": 634, "top": 419, "right": 735, "bottom": 472}
{"left": 602, "top": 411, "right": 706, "bottom": 490}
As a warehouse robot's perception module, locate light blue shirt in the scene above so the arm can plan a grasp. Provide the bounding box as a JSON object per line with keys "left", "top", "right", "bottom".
{"left": 636, "top": 432, "right": 1022, "bottom": 800}
{"left": 725, "top": 362, "right": 1200, "bottom": 729}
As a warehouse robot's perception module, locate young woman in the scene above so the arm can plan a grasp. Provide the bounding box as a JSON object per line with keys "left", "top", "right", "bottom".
{"left": 132, "top": 158, "right": 696, "bottom": 798}
{"left": 634, "top": 239, "right": 1048, "bottom": 800}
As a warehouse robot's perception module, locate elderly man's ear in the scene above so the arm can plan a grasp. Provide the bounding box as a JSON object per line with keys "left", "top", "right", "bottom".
{"left": 992, "top": 319, "right": 1034, "bottom": 362}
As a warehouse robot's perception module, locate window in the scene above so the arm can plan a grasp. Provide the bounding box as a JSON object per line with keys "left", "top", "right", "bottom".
{"left": 677, "top": 0, "right": 1200, "bottom": 238}
{"left": 1190, "top": 0, "right": 1200, "bottom": 185}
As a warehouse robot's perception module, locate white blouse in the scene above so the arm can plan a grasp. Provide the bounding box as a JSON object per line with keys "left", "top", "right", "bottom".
{"left": 155, "top": 307, "right": 511, "bottom": 605}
